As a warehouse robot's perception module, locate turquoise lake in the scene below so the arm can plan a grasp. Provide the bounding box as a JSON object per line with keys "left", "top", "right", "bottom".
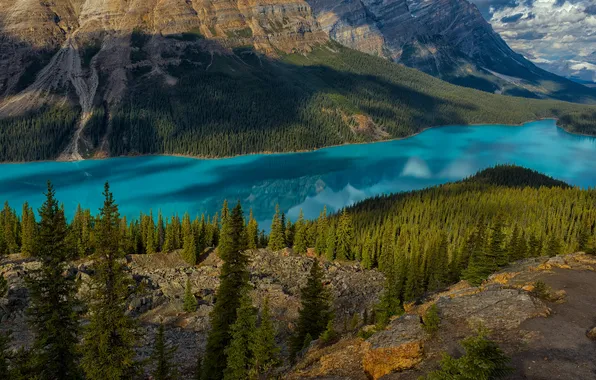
{"left": 0, "top": 119, "right": 595, "bottom": 226}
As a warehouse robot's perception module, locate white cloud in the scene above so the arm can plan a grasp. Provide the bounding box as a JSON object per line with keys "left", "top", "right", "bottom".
{"left": 475, "top": 0, "right": 596, "bottom": 82}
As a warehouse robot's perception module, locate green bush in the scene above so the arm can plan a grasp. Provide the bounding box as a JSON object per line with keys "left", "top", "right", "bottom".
{"left": 422, "top": 304, "right": 441, "bottom": 336}
{"left": 422, "top": 331, "right": 512, "bottom": 380}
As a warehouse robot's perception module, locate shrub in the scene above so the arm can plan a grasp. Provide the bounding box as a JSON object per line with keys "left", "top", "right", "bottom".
{"left": 422, "top": 304, "right": 441, "bottom": 336}
{"left": 422, "top": 330, "right": 512, "bottom": 380}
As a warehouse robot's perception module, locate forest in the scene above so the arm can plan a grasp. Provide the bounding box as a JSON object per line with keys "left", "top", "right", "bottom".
{"left": 0, "top": 165, "right": 595, "bottom": 379}
{"left": 1, "top": 42, "right": 596, "bottom": 162}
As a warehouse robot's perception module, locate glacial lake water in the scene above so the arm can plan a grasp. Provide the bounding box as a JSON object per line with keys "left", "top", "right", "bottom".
{"left": 0, "top": 119, "right": 595, "bottom": 226}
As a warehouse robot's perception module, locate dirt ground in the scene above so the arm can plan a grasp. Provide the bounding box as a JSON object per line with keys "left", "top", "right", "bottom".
{"left": 508, "top": 268, "right": 596, "bottom": 379}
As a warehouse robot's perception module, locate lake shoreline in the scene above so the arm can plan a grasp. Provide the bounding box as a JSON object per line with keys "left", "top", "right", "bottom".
{"left": 0, "top": 117, "right": 581, "bottom": 165}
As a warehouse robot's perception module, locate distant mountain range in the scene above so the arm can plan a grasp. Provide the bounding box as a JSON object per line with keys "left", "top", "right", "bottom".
{"left": 306, "top": 0, "right": 596, "bottom": 103}
{"left": 0, "top": 0, "right": 595, "bottom": 162}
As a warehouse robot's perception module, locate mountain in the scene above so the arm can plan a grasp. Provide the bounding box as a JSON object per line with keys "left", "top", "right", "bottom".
{"left": 0, "top": 0, "right": 595, "bottom": 162}
{"left": 306, "top": 0, "right": 596, "bottom": 103}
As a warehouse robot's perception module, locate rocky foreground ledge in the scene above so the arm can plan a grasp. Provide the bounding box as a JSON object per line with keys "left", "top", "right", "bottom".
{"left": 289, "top": 253, "right": 596, "bottom": 379}
{"left": 2, "top": 252, "right": 596, "bottom": 379}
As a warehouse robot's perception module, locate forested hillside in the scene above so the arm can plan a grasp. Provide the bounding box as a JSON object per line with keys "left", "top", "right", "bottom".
{"left": 1, "top": 43, "right": 596, "bottom": 162}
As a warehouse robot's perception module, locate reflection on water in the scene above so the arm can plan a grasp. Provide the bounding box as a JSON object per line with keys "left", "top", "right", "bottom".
{"left": 0, "top": 119, "right": 595, "bottom": 226}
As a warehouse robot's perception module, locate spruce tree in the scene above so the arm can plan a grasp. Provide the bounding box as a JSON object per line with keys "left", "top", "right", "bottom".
{"left": 325, "top": 225, "right": 336, "bottom": 261}
{"left": 487, "top": 215, "right": 506, "bottom": 268}
{"left": 20, "top": 203, "right": 36, "bottom": 257}
{"left": 157, "top": 211, "right": 165, "bottom": 252}
{"left": 290, "top": 260, "right": 332, "bottom": 357}
{"left": 314, "top": 207, "right": 328, "bottom": 256}
{"left": 26, "top": 182, "right": 81, "bottom": 380}
{"left": 81, "top": 183, "right": 138, "bottom": 380}
{"left": 223, "top": 291, "right": 256, "bottom": 380}
{"left": 183, "top": 278, "right": 198, "bottom": 313}
{"left": 268, "top": 205, "right": 285, "bottom": 251}
{"left": 284, "top": 220, "right": 294, "bottom": 248}
{"left": 151, "top": 324, "right": 178, "bottom": 380}
{"left": 293, "top": 210, "right": 307, "bottom": 255}
{"left": 182, "top": 213, "right": 197, "bottom": 265}
{"left": 195, "top": 355, "right": 203, "bottom": 380}
{"left": 335, "top": 210, "right": 353, "bottom": 261}
{"left": 250, "top": 298, "right": 280, "bottom": 378}
{"left": 246, "top": 209, "right": 259, "bottom": 250}
{"left": 203, "top": 202, "right": 250, "bottom": 380}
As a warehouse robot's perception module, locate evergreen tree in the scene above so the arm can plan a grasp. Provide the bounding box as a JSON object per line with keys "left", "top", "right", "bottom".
{"left": 20, "top": 203, "right": 36, "bottom": 257}
{"left": 314, "top": 207, "right": 328, "bottom": 256}
{"left": 290, "top": 260, "right": 332, "bottom": 357}
{"left": 325, "top": 225, "right": 336, "bottom": 261}
{"left": 246, "top": 209, "right": 259, "bottom": 250}
{"left": 81, "top": 183, "right": 138, "bottom": 380}
{"left": 146, "top": 212, "right": 156, "bottom": 254}
{"left": 268, "top": 205, "right": 285, "bottom": 252}
{"left": 487, "top": 215, "right": 507, "bottom": 268}
{"left": 157, "top": 211, "right": 165, "bottom": 252}
{"left": 151, "top": 324, "right": 178, "bottom": 380}
{"left": 203, "top": 202, "right": 250, "bottom": 380}
{"left": 293, "top": 210, "right": 308, "bottom": 255}
{"left": 335, "top": 210, "right": 354, "bottom": 261}
{"left": 0, "top": 272, "right": 7, "bottom": 298}
{"left": 223, "top": 291, "right": 256, "bottom": 380}
{"left": 250, "top": 298, "right": 280, "bottom": 378}
{"left": 284, "top": 220, "right": 295, "bottom": 248}
{"left": 545, "top": 234, "right": 561, "bottom": 257}
{"left": 26, "top": 182, "right": 81, "bottom": 380}
{"left": 182, "top": 213, "right": 197, "bottom": 265}
{"left": 183, "top": 278, "right": 198, "bottom": 313}
{"left": 577, "top": 219, "right": 591, "bottom": 252}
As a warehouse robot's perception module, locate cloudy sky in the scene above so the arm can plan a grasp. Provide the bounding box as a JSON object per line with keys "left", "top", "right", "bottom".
{"left": 470, "top": 0, "right": 596, "bottom": 82}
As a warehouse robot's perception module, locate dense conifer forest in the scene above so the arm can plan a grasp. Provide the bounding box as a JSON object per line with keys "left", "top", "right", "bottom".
{"left": 1, "top": 43, "right": 596, "bottom": 162}
{"left": 0, "top": 165, "right": 595, "bottom": 378}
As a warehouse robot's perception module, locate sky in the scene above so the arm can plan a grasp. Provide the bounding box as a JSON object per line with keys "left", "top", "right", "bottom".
{"left": 470, "top": 0, "right": 596, "bottom": 82}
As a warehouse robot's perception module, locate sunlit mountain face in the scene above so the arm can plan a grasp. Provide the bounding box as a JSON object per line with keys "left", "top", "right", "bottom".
{"left": 471, "top": 0, "right": 596, "bottom": 84}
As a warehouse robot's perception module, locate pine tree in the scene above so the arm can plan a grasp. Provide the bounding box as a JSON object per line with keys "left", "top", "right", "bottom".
{"left": 577, "top": 219, "right": 591, "bottom": 252}
{"left": 246, "top": 209, "right": 259, "bottom": 250}
{"left": 26, "top": 182, "right": 81, "bottom": 380}
{"left": 250, "top": 298, "right": 280, "bottom": 378}
{"left": 203, "top": 202, "right": 250, "bottom": 380}
{"left": 290, "top": 260, "right": 332, "bottom": 357}
{"left": 151, "top": 324, "right": 178, "bottom": 380}
{"left": 81, "top": 182, "right": 138, "bottom": 380}
{"left": 183, "top": 278, "right": 198, "bottom": 313}
{"left": 182, "top": 213, "right": 197, "bottom": 265}
{"left": 335, "top": 210, "right": 354, "bottom": 261}
{"left": 223, "top": 291, "right": 256, "bottom": 380}
{"left": 268, "top": 205, "right": 285, "bottom": 252}
{"left": 293, "top": 210, "right": 308, "bottom": 255}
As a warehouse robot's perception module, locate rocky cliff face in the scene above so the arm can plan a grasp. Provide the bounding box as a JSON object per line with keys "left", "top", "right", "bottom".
{"left": 0, "top": 0, "right": 327, "bottom": 116}
{"left": 306, "top": 0, "right": 596, "bottom": 102}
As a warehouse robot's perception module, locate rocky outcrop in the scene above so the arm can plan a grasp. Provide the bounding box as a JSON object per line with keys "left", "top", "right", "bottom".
{"left": 0, "top": 249, "right": 383, "bottom": 374}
